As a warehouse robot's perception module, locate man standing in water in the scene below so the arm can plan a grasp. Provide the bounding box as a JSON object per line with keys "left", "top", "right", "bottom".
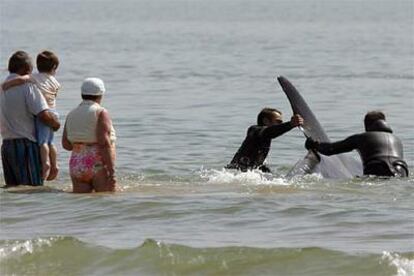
{"left": 305, "top": 111, "right": 409, "bottom": 177}
{"left": 227, "top": 108, "right": 303, "bottom": 172}
{"left": 0, "top": 51, "right": 60, "bottom": 187}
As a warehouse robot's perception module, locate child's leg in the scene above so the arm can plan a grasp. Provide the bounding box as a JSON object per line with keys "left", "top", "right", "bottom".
{"left": 40, "top": 144, "right": 50, "bottom": 180}
{"left": 47, "top": 144, "right": 59, "bottom": 181}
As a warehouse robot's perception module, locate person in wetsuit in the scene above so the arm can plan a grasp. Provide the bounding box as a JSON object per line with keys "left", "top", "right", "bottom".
{"left": 227, "top": 108, "right": 304, "bottom": 172}
{"left": 305, "top": 111, "right": 409, "bottom": 177}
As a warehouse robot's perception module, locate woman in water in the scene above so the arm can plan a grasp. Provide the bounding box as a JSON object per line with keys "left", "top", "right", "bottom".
{"left": 62, "top": 78, "right": 117, "bottom": 193}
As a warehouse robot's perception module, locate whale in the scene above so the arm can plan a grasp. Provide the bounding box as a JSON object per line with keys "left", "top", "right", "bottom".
{"left": 277, "top": 76, "right": 362, "bottom": 178}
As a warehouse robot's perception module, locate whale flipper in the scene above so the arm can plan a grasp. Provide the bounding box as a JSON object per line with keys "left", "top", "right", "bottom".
{"left": 277, "top": 76, "right": 362, "bottom": 178}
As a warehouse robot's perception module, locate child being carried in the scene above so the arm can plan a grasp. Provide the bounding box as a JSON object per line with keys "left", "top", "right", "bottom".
{"left": 2, "top": 51, "right": 61, "bottom": 180}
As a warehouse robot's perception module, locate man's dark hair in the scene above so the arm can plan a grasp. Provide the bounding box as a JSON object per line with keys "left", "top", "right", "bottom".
{"left": 364, "top": 111, "right": 386, "bottom": 128}
{"left": 257, "top": 108, "right": 282, "bottom": 126}
{"left": 8, "top": 51, "right": 32, "bottom": 74}
{"left": 81, "top": 94, "right": 102, "bottom": 101}
{"left": 37, "top": 51, "right": 59, "bottom": 73}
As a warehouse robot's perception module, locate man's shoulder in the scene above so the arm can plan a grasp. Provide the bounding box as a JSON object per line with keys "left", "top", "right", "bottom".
{"left": 23, "top": 83, "right": 48, "bottom": 114}
{"left": 248, "top": 125, "right": 263, "bottom": 130}
{"left": 247, "top": 125, "right": 264, "bottom": 135}
{"left": 3, "top": 82, "right": 31, "bottom": 95}
{"left": 24, "top": 83, "right": 39, "bottom": 95}
{"left": 4, "top": 73, "right": 17, "bottom": 82}
{"left": 361, "top": 131, "right": 396, "bottom": 139}
{"left": 341, "top": 132, "right": 366, "bottom": 144}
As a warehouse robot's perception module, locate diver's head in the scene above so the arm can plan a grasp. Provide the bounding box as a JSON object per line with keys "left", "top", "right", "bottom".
{"left": 364, "top": 111, "right": 392, "bottom": 133}
{"left": 257, "top": 108, "right": 283, "bottom": 126}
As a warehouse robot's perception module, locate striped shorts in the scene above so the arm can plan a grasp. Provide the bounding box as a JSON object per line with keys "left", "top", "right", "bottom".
{"left": 1, "top": 138, "right": 43, "bottom": 186}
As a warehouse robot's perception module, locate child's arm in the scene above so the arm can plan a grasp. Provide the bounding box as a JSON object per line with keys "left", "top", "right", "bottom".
{"left": 1, "top": 75, "right": 31, "bottom": 91}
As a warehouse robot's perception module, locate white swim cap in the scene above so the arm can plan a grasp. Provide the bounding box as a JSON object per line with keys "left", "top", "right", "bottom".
{"left": 81, "top": 77, "right": 105, "bottom": 96}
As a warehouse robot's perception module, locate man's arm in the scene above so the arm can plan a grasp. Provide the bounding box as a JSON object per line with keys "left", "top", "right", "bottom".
{"left": 306, "top": 135, "right": 359, "bottom": 156}
{"left": 261, "top": 122, "right": 294, "bottom": 139}
{"left": 261, "top": 114, "right": 303, "bottom": 139}
{"left": 38, "top": 110, "right": 60, "bottom": 131}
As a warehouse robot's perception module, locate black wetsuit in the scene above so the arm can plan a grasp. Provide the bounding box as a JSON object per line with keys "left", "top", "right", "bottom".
{"left": 306, "top": 120, "right": 409, "bottom": 177}
{"left": 227, "top": 122, "right": 294, "bottom": 172}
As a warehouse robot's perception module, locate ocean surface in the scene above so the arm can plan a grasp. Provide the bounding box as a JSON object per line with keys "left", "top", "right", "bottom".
{"left": 0, "top": 0, "right": 413, "bottom": 275}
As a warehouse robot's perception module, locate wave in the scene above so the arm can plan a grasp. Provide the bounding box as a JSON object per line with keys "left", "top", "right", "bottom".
{"left": 1, "top": 237, "right": 412, "bottom": 276}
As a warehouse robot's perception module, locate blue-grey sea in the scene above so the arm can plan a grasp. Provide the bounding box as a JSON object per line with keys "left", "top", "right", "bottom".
{"left": 0, "top": 0, "right": 413, "bottom": 275}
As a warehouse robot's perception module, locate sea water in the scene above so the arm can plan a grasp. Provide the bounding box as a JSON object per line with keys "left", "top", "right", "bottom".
{"left": 0, "top": 0, "right": 413, "bottom": 275}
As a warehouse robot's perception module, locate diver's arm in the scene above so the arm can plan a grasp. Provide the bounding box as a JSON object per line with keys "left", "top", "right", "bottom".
{"left": 307, "top": 135, "right": 359, "bottom": 156}
{"left": 261, "top": 122, "right": 294, "bottom": 139}
{"left": 261, "top": 114, "right": 303, "bottom": 139}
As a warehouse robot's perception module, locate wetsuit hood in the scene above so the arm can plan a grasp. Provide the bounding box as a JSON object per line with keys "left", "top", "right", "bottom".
{"left": 365, "top": 119, "right": 393, "bottom": 133}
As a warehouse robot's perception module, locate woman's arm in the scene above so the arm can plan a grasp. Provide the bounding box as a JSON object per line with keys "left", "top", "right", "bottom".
{"left": 62, "top": 123, "right": 73, "bottom": 151}
{"left": 96, "top": 109, "right": 116, "bottom": 179}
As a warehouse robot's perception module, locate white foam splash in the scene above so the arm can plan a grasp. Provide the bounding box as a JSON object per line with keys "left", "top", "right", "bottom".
{"left": 199, "top": 168, "right": 289, "bottom": 186}
{"left": 382, "top": 251, "right": 414, "bottom": 276}
{"left": 0, "top": 237, "right": 57, "bottom": 260}
{"left": 288, "top": 173, "right": 323, "bottom": 183}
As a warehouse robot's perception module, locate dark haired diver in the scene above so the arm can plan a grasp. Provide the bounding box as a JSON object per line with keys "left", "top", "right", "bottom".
{"left": 227, "top": 108, "right": 304, "bottom": 173}
{"left": 305, "top": 111, "right": 409, "bottom": 177}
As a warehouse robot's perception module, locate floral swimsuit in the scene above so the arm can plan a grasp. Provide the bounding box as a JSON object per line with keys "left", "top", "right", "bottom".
{"left": 69, "top": 144, "right": 104, "bottom": 183}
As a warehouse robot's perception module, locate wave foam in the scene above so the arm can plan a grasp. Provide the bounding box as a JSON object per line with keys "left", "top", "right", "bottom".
{"left": 200, "top": 168, "right": 289, "bottom": 186}
{"left": 2, "top": 237, "right": 413, "bottom": 275}
{"left": 382, "top": 251, "right": 414, "bottom": 276}
{"left": 0, "top": 237, "right": 59, "bottom": 260}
